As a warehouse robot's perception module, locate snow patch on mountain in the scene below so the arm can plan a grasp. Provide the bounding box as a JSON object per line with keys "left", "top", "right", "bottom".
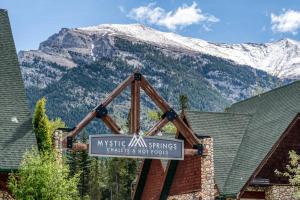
{"left": 77, "top": 24, "right": 300, "bottom": 79}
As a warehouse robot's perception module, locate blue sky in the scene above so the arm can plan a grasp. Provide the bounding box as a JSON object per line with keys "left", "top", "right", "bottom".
{"left": 1, "top": 0, "right": 300, "bottom": 51}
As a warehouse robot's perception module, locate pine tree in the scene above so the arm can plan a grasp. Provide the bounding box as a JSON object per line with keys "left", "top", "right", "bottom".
{"left": 32, "top": 97, "right": 52, "bottom": 152}
{"left": 106, "top": 158, "right": 138, "bottom": 199}
{"left": 88, "top": 158, "right": 108, "bottom": 200}
{"left": 66, "top": 131, "right": 91, "bottom": 199}
{"left": 78, "top": 132, "right": 91, "bottom": 198}
{"left": 179, "top": 94, "right": 189, "bottom": 113}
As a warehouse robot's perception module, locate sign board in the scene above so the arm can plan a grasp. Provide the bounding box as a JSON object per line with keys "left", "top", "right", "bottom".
{"left": 89, "top": 134, "right": 184, "bottom": 160}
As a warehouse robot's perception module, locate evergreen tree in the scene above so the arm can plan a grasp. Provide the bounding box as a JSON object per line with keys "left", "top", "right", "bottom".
{"left": 106, "top": 109, "right": 139, "bottom": 200}
{"left": 88, "top": 158, "right": 108, "bottom": 200}
{"left": 49, "top": 117, "right": 66, "bottom": 136}
{"left": 179, "top": 94, "right": 189, "bottom": 113}
{"left": 147, "top": 110, "right": 176, "bottom": 134}
{"left": 33, "top": 97, "right": 52, "bottom": 152}
{"left": 107, "top": 158, "right": 136, "bottom": 200}
{"left": 66, "top": 131, "right": 91, "bottom": 199}
{"left": 78, "top": 132, "right": 91, "bottom": 198}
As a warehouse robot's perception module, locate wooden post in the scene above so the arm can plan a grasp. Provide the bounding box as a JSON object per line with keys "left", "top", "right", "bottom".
{"left": 130, "top": 75, "right": 141, "bottom": 134}
{"left": 62, "top": 72, "right": 200, "bottom": 152}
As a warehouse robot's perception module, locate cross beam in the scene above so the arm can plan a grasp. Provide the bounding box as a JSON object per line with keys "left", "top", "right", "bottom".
{"left": 62, "top": 72, "right": 199, "bottom": 150}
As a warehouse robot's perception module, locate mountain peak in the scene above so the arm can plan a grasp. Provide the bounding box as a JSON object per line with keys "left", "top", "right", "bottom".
{"left": 27, "top": 23, "right": 300, "bottom": 79}
{"left": 77, "top": 23, "right": 155, "bottom": 33}
{"left": 273, "top": 38, "right": 300, "bottom": 45}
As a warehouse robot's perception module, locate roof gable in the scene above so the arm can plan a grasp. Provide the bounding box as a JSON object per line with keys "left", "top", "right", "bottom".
{"left": 223, "top": 81, "right": 300, "bottom": 195}
{"left": 0, "top": 9, "right": 36, "bottom": 170}
{"left": 185, "top": 81, "right": 300, "bottom": 196}
{"left": 185, "top": 111, "right": 252, "bottom": 193}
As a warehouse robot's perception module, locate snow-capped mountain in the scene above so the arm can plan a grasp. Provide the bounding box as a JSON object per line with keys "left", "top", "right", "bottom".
{"left": 19, "top": 24, "right": 285, "bottom": 131}
{"left": 20, "top": 24, "right": 300, "bottom": 79}
{"left": 77, "top": 24, "right": 300, "bottom": 79}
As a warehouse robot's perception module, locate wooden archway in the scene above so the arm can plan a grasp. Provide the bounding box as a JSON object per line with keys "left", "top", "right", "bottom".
{"left": 62, "top": 72, "right": 200, "bottom": 154}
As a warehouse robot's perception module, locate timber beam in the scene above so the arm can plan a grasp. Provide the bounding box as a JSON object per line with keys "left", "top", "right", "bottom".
{"left": 101, "top": 115, "right": 122, "bottom": 134}
{"left": 130, "top": 73, "right": 141, "bottom": 134}
{"left": 101, "top": 74, "right": 134, "bottom": 106}
{"left": 62, "top": 72, "right": 200, "bottom": 151}
{"left": 140, "top": 76, "right": 170, "bottom": 113}
{"left": 146, "top": 117, "right": 169, "bottom": 136}
{"left": 62, "top": 75, "right": 133, "bottom": 144}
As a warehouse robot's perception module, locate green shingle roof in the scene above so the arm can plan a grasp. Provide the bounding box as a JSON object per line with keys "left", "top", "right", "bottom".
{"left": 185, "top": 80, "right": 300, "bottom": 196}
{"left": 224, "top": 81, "right": 300, "bottom": 195}
{"left": 0, "top": 9, "right": 37, "bottom": 171}
{"left": 185, "top": 111, "right": 252, "bottom": 193}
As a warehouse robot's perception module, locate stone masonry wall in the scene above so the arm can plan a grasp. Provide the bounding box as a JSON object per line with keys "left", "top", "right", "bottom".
{"left": 201, "top": 137, "right": 215, "bottom": 200}
{"left": 53, "top": 129, "right": 63, "bottom": 155}
{"left": 167, "top": 191, "right": 202, "bottom": 200}
{"left": 265, "top": 185, "right": 297, "bottom": 200}
{"left": 167, "top": 138, "right": 215, "bottom": 200}
{"left": 0, "top": 191, "right": 13, "bottom": 200}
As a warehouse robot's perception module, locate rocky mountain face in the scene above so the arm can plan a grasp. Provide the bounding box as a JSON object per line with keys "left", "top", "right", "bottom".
{"left": 19, "top": 24, "right": 285, "bottom": 132}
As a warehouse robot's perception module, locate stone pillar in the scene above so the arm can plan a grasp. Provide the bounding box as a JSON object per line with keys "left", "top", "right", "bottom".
{"left": 265, "top": 185, "right": 297, "bottom": 200}
{"left": 53, "top": 129, "right": 63, "bottom": 157}
{"left": 201, "top": 137, "right": 215, "bottom": 200}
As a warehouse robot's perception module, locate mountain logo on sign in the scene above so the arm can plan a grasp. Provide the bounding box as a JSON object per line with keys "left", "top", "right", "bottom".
{"left": 128, "top": 134, "right": 147, "bottom": 148}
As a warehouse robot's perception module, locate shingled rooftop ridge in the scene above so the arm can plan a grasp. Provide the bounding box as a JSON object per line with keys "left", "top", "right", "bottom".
{"left": 185, "top": 80, "right": 300, "bottom": 198}
{"left": 0, "top": 9, "right": 37, "bottom": 172}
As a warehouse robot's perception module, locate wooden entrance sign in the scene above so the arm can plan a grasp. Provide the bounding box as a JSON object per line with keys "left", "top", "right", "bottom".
{"left": 89, "top": 134, "right": 184, "bottom": 160}
{"left": 62, "top": 72, "right": 202, "bottom": 158}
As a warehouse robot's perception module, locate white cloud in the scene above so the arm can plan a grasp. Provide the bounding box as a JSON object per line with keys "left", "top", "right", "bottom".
{"left": 127, "top": 2, "right": 219, "bottom": 30}
{"left": 271, "top": 10, "right": 300, "bottom": 35}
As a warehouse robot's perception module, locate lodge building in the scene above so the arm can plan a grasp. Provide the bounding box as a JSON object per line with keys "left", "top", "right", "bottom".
{"left": 0, "top": 9, "right": 37, "bottom": 199}
{"left": 1, "top": 7, "right": 300, "bottom": 200}
{"left": 133, "top": 80, "right": 300, "bottom": 200}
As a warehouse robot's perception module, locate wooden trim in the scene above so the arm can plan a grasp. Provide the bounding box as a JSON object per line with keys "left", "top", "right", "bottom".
{"left": 241, "top": 191, "right": 265, "bottom": 199}
{"left": 184, "top": 148, "right": 199, "bottom": 156}
{"left": 238, "top": 114, "right": 300, "bottom": 199}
